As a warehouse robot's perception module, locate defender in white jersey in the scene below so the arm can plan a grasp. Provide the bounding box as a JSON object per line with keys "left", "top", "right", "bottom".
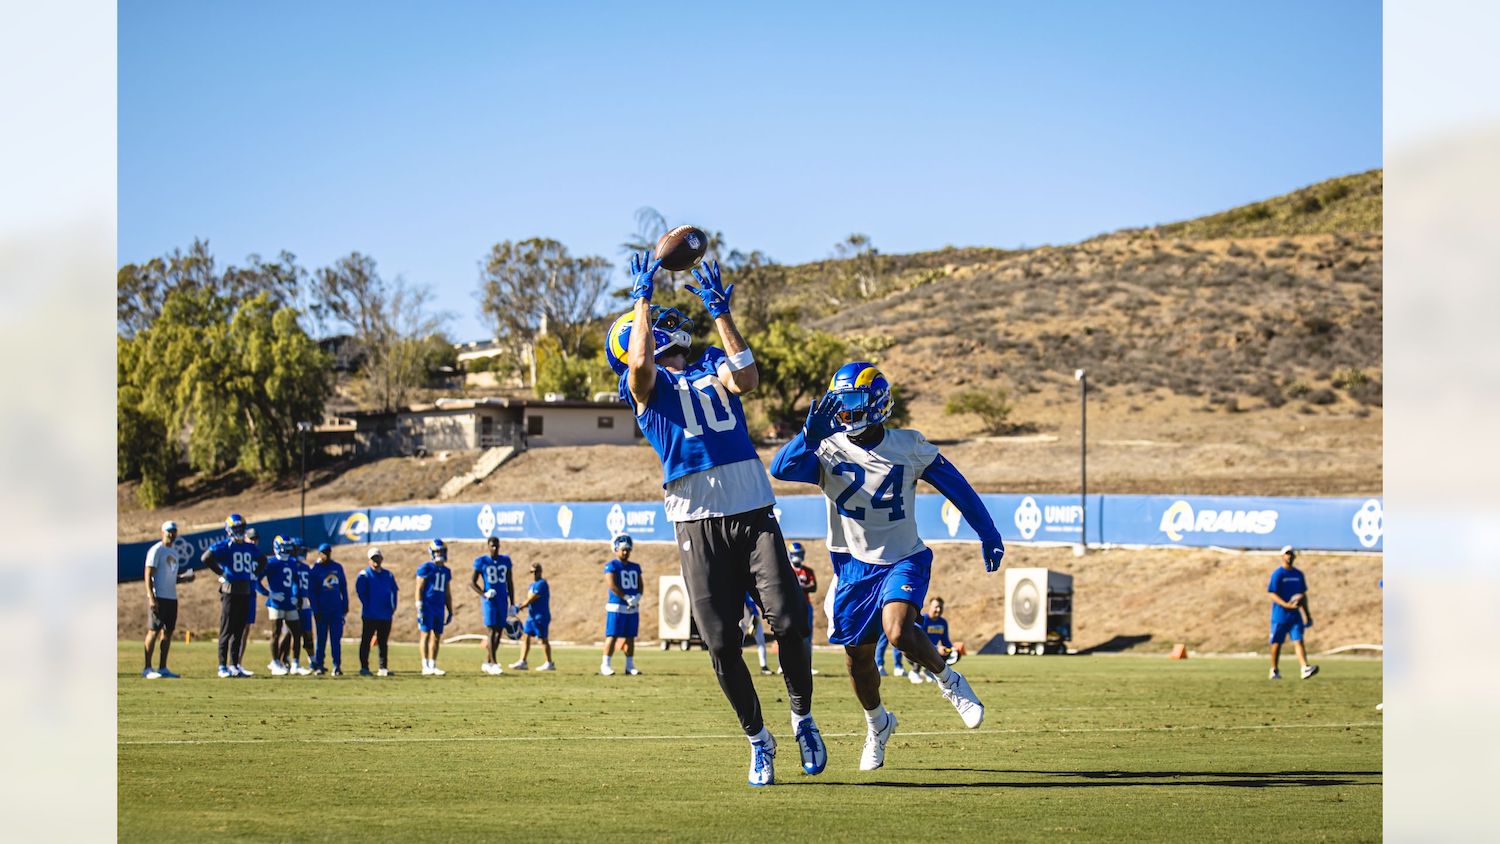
{"left": 771, "top": 362, "right": 1005, "bottom": 771}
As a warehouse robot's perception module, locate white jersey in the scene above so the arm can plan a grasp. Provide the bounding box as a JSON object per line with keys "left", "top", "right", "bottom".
{"left": 814, "top": 428, "right": 940, "bottom": 564}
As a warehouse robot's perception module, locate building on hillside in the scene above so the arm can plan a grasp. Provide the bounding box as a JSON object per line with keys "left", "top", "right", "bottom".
{"left": 339, "top": 396, "right": 640, "bottom": 457}
{"left": 454, "top": 339, "right": 506, "bottom": 366}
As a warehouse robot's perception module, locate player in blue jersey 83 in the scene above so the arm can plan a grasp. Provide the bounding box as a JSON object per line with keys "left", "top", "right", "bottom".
{"left": 612, "top": 250, "right": 823, "bottom": 786}
{"left": 469, "top": 536, "right": 515, "bottom": 675}
{"left": 416, "top": 539, "right": 454, "bottom": 676}
{"left": 512, "top": 562, "right": 554, "bottom": 671}
{"left": 601, "top": 535, "right": 643, "bottom": 676}
{"left": 202, "top": 514, "right": 267, "bottom": 678}
{"left": 771, "top": 362, "right": 1005, "bottom": 771}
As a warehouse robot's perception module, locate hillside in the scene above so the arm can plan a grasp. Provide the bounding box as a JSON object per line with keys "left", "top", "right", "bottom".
{"left": 1146, "top": 169, "right": 1382, "bottom": 240}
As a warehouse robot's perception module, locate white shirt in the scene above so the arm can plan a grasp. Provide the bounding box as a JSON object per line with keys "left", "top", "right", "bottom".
{"left": 663, "top": 458, "right": 775, "bottom": 523}
{"left": 815, "top": 428, "right": 941, "bottom": 564}
{"left": 145, "top": 541, "right": 180, "bottom": 600}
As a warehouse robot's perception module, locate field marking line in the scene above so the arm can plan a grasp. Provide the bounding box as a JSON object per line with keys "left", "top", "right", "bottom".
{"left": 121, "top": 720, "right": 1382, "bottom": 747}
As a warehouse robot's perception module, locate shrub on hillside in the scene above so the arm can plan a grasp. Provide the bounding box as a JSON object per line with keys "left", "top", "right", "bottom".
{"left": 944, "top": 388, "right": 1015, "bottom": 435}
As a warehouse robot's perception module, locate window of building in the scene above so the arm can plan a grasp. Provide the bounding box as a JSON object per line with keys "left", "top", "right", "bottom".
{"left": 527, "top": 415, "right": 544, "bottom": 436}
{"left": 597, "top": 415, "right": 614, "bottom": 429}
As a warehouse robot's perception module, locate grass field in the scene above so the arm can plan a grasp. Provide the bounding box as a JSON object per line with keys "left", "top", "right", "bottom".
{"left": 119, "top": 642, "right": 1381, "bottom": 842}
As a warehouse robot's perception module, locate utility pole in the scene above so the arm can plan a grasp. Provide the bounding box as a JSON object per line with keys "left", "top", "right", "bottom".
{"left": 297, "top": 421, "right": 313, "bottom": 539}
{"left": 1075, "top": 369, "right": 1087, "bottom": 554}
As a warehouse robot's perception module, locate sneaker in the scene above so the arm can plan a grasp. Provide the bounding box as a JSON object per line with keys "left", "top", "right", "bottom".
{"left": 908, "top": 667, "right": 925, "bottom": 684}
{"left": 295, "top": 666, "right": 313, "bottom": 676}
{"left": 748, "top": 734, "right": 777, "bottom": 787}
{"left": 893, "top": 666, "right": 906, "bottom": 677}
{"left": 269, "top": 662, "right": 289, "bottom": 676}
{"left": 939, "top": 670, "right": 985, "bottom": 729}
{"left": 1269, "top": 669, "right": 1282, "bottom": 680}
{"left": 794, "top": 720, "right": 827, "bottom": 775}
{"left": 600, "top": 664, "right": 616, "bottom": 676}
{"left": 537, "top": 661, "right": 556, "bottom": 671}
{"left": 877, "top": 666, "right": 888, "bottom": 677}
{"left": 218, "top": 666, "right": 233, "bottom": 679}
{"left": 421, "top": 666, "right": 434, "bottom": 676}
{"left": 143, "top": 668, "right": 161, "bottom": 679}
{"left": 359, "top": 668, "right": 373, "bottom": 677}
{"left": 314, "top": 668, "right": 327, "bottom": 676}
{"left": 626, "top": 665, "right": 642, "bottom": 676}
{"left": 860, "top": 711, "right": 898, "bottom": 771}
{"left": 157, "top": 668, "right": 180, "bottom": 679}
{"left": 234, "top": 665, "right": 254, "bottom": 677}
{"left": 480, "top": 662, "right": 493, "bottom": 673}
{"left": 430, "top": 666, "right": 446, "bottom": 676}
{"left": 332, "top": 667, "right": 343, "bottom": 676}
{"left": 509, "top": 660, "right": 529, "bottom": 671}
{"left": 1301, "top": 664, "right": 1320, "bottom": 680}
{"left": 760, "top": 666, "right": 773, "bottom": 675}
{"left": 488, "top": 663, "right": 505, "bottom": 675}
{"left": 811, "top": 668, "right": 820, "bottom": 676}
{"left": 377, "top": 668, "right": 390, "bottom": 677}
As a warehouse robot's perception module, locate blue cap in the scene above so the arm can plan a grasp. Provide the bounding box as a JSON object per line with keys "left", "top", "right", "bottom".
{"left": 318, "top": 543, "right": 332, "bottom": 554}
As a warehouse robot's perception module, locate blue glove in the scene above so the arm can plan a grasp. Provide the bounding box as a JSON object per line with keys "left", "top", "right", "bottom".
{"left": 982, "top": 537, "right": 1006, "bottom": 573}
{"left": 803, "top": 393, "right": 841, "bottom": 446}
{"left": 684, "top": 260, "right": 733, "bottom": 319}
{"left": 445, "top": 608, "right": 453, "bottom": 625}
{"left": 630, "top": 251, "right": 662, "bottom": 302}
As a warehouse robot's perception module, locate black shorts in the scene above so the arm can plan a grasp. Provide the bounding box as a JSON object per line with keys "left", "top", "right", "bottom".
{"left": 150, "top": 598, "right": 179, "bottom": 631}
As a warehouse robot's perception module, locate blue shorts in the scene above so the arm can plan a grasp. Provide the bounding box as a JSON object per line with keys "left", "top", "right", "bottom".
{"left": 418, "top": 603, "right": 446, "bottom": 634}
{"left": 524, "top": 616, "right": 550, "bottom": 639}
{"left": 605, "top": 611, "right": 639, "bottom": 638}
{"left": 1269, "top": 618, "right": 1304, "bottom": 644}
{"left": 829, "top": 549, "right": 933, "bottom": 646}
{"left": 482, "top": 598, "right": 509, "bottom": 629}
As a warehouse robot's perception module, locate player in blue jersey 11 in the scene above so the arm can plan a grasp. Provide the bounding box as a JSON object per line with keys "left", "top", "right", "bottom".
{"left": 416, "top": 539, "right": 454, "bottom": 676}
{"left": 601, "top": 535, "right": 643, "bottom": 676}
{"left": 260, "top": 535, "right": 305, "bottom": 676}
{"left": 771, "top": 362, "right": 1005, "bottom": 771}
{"left": 608, "top": 251, "right": 822, "bottom": 786}
{"left": 512, "top": 562, "right": 554, "bottom": 671}
{"left": 201, "top": 514, "right": 267, "bottom": 678}
{"left": 469, "top": 536, "right": 515, "bottom": 675}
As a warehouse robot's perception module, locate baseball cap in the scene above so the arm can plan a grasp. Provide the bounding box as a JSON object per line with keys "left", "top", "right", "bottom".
{"left": 1280, "top": 545, "right": 1296, "bottom": 556}
{"left": 367, "top": 546, "right": 383, "bottom": 559}
{"left": 318, "top": 543, "right": 332, "bottom": 554}
{"left": 162, "top": 520, "right": 178, "bottom": 532}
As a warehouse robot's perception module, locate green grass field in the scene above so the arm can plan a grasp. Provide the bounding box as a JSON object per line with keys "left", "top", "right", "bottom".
{"left": 119, "top": 642, "right": 1381, "bottom": 842}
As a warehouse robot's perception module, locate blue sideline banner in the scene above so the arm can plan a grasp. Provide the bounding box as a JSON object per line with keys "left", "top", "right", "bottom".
{"left": 1101, "top": 495, "right": 1384, "bottom": 552}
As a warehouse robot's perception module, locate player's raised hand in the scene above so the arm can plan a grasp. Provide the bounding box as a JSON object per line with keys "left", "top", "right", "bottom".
{"left": 630, "top": 250, "right": 662, "bottom": 302}
{"left": 803, "top": 393, "right": 840, "bottom": 445}
{"left": 684, "top": 260, "right": 734, "bottom": 319}
{"left": 982, "top": 537, "right": 1006, "bottom": 573}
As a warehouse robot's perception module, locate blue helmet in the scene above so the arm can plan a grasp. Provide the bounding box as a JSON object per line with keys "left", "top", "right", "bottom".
{"left": 605, "top": 306, "right": 694, "bottom": 375}
{"left": 505, "top": 617, "right": 524, "bottom": 639}
{"left": 429, "top": 538, "right": 447, "bottom": 562}
{"left": 788, "top": 542, "right": 805, "bottom": 564}
{"left": 225, "top": 513, "right": 248, "bottom": 538}
{"left": 273, "top": 535, "right": 294, "bottom": 556}
{"left": 613, "top": 534, "right": 634, "bottom": 552}
{"left": 826, "top": 362, "right": 894, "bottom": 433}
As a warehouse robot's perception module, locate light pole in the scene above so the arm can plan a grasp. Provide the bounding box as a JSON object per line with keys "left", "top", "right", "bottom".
{"left": 1074, "top": 369, "right": 1087, "bottom": 555}
{"left": 296, "top": 421, "right": 313, "bottom": 539}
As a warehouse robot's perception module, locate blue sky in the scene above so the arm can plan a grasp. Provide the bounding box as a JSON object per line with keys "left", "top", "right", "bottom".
{"left": 120, "top": 1, "right": 1381, "bottom": 341}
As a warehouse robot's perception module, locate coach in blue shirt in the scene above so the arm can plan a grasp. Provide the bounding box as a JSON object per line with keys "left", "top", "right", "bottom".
{"left": 1267, "top": 546, "right": 1318, "bottom": 680}
{"left": 355, "top": 547, "right": 399, "bottom": 676}
{"left": 310, "top": 543, "right": 349, "bottom": 675}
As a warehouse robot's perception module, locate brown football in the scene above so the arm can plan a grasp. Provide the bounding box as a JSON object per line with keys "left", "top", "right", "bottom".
{"left": 654, "top": 225, "right": 709, "bottom": 272}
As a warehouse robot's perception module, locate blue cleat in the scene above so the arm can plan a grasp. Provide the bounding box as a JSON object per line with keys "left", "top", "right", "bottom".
{"left": 748, "top": 734, "right": 776, "bottom": 787}
{"left": 795, "top": 720, "right": 827, "bottom": 775}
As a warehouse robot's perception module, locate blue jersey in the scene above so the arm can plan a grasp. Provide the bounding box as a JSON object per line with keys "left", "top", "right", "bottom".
{"left": 309, "top": 561, "right": 348, "bottom": 615}
{"left": 295, "top": 560, "right": 314, "bottom": 606}
{"left": 1268, "top": 566, "right": 1307, "bottom": 624}
{"left": 416, "top": 562, "right": 452, "bottom": 605}
{"left": 356, "top": 566, "right": 399, "bottom": 620}
{"left": 527, "top": 579, "right": 550, "bottom": 619}
{"left": 622, "top": 346, "right": 760, "bottom": 485}
{"left": 920, "top": 614, "right": 952, "bottom": 648}
{"left": 261, "top": 555, "right": 300, "bottom": 611}
{"left": 207, "top": 538, "right": 266, "bottom": 583}
{"left": 473, "top": 554, "right": 513, "bottom": 599}
{"left": 604, "top": 558, "right": 643, "bottom": 612}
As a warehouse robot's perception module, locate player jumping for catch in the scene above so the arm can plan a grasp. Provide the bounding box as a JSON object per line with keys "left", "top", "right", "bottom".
{"left": 606, "top": 251, "right": 823, "bottom": 786}
{"left": 771, "top": 362, "right": 1004, "bottom": 770}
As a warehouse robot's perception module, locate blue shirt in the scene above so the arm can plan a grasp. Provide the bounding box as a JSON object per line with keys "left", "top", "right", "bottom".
{"left": 920, "top": 614, "right": 952, "bottom": 648}
{"left": 260, "top": 555, "right": 301, "bottom": 611}
{"left": 295, "top": 560, "right": 314, "bottom": 606}
{"left": 309, "top": 561, "right": 349, "bottom": 615}
{"left": 604, "top": 558, "right": 642, "bottom": 611}
{"left": 206, "top": 538, "right": 266, "bottom": 585}
{"left": 473, "top": 554, "right": 513, "bottom": 602}
{"left": 416, "top": 562, "right": 452, "bottom": 605}
{"left": 527, "top": 579, "right": 550, "bottom": 619}
{"left": 622, "top": 346, "right": 760, "bottom": 485}
{"left": 356, "top": 566, "right": 399, "bottom": 620}
{"left": 1267, "top": 566, "right": 1308, "bottom": 625}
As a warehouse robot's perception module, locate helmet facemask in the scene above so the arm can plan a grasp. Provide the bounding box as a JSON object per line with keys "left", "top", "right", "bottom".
{"left": 650, "top": 305, "right": 693, "bottom": 359}
{"left": 829, "top": 385, "right": 893, "bottom": 436}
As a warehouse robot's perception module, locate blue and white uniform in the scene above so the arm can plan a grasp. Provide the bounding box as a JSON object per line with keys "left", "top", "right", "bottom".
{"left": 415, "top": 561, "right": 452, "bottom": 634}
{"left": 1268, "top": 565, "right": 1308, "bottom": 644}
{"left": 474, "top": 553, "right": 514, "bottom": 629}
{"left": 524, "top": 578, "right": 551, "bottom": 639}
{"left": 260, "top": 554, "right": 301, "bottom": 619}
{"left": 604, "top": 557, "right": 643, "bottom": 638}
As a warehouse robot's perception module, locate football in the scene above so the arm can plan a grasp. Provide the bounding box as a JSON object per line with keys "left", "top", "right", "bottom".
{"left": 654, "top": 225, "right": 708, "bottom": 272}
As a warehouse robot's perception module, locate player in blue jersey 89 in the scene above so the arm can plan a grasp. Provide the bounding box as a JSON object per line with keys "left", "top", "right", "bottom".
{"left": 202, "top": 514, "right": 267, "bottom": 677}
{"left": 415, "top": 539, "right": 454, "bottom": 675}
{"left": 469, "top": 535, "right": 515, "bottom": 675}
{"left": 771, "top": 362, "right": 1005, "bottom": 770}
{"left": 512, "top": 562, "right": 554, "bottom": 671}
{"left": 601, "top": 535, "right": 644, "bottom": 676}
{"left": 614, "top": 250, "right": 822, "bottom": 786}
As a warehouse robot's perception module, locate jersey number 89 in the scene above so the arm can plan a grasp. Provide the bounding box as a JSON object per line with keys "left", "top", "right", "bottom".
{"left": 231, "top": 551, "right": 256, "bottom": 574}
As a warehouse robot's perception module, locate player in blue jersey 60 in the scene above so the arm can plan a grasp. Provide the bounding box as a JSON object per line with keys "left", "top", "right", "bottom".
{"left": 609, "top": 251, "right": 822, "bottom": 786}
{"left": 415, "top": 539, "right": 454, "bottom": 676}
{"left": 512, "top": 562, "right": 554, "bottom": 671}
{"left": 469, "top": 535, "right": 515, "bottom": 675}
{"left": 771, "top": 362, "right": 1005, "bottom": 771}
{"left": 202, "top": 514, "right": 267, "bottom": 678}
{"left": 601, "top": 535, "right": 643, "bottom": 676}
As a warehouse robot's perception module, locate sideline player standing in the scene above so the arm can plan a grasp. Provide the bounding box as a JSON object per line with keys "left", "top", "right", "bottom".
{"left": 470, "top": 536, "right": 515, "bottom": 675}
{"left": 771, "top": 362, "right": 1003, "bottom": 771}
{"left": 309, "top": 543, "right": 348, "bottom": 675}
{"left": 512, "top": 563, "right": 554, "bottom": 671}
{"left": 237, "top": 527, "right": 265, "bottom": 670}
{"left": 601, "top": 535, "right": 643, "bottom": 676}
{"left": 787, "top": 543, "right": 819, "bottom": 676}
{"left": 292, "top": 540, "right": 315, "bottom": 675}
{"left": 202, "top": 514, "right": 267, "bottom": 678}
{"left": 143, "top": 520, "right": 191, "bottom": 678}
{"left": 908, "top": 596, "right": 954, "bottom": 684}
{"left": 260, "top": 536, "right": 304, "bottom": 676}
{"left": 605, "top": 252, "right": 822, "bottom": 786}
{"left": 416, "top": 539, "right": 454, "bottom": 676}
{"left": 356, "top": 547, "right": 398, "bottom": 676}
{"left": 1268, "top": 545, "right": 1319, "bottom": 680}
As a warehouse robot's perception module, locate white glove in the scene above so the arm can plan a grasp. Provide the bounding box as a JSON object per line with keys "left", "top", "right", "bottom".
{"left": 218, "top": 576, "right": 227, "bottom": 584}
{"left": 625, "top": 594, "right": 641, "bottom": 610}
{"left": 272, "top": 591, "right": 286, "bottom": 603}
{"left": 484, "top": 588, "right": 497, "bottom": 599}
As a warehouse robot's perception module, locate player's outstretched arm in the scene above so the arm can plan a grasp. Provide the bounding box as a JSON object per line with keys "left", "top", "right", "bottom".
{"left": 686, "top": 261, "right": 758, "bottom": 394}
{"left": 626, "top": 251, "right": 662, "bottom": 407}
{"left": 770, "top": 395, "right": 839, "bottom": 483}
{"left": 921, "top": 454, "right": 1006, "bottom": 572}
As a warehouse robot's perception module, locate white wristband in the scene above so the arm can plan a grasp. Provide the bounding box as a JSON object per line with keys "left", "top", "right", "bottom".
{"left": 727, "top": 349, "right": 755, "bottom": 371}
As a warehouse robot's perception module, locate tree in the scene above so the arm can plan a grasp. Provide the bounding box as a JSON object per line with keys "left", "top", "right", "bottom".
{"left": 945, "top": 388, "right": 1014, "bottom": 435}
{"left": 118, "top": 239, "right": 308, "bottom": 337}
{"left": 478, "top": 238, "right": 613, "bottom": 365}
{"left": 829, "top": 233, "right": 883, "bottom": 304}
{"left": 749, "top": 321, "right": 850, "bottom": 427}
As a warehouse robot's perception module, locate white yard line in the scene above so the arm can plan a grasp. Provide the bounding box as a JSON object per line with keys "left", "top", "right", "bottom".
{"left": 122, "top": 720, "right": 1382, "bottom": 747}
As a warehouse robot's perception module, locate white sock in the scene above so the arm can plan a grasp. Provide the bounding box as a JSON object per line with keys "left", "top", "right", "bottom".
{"left": 602, "top": 656, "right": 611, "bottom": 666}
{"left": 937, "top": 666, "right": 955, "bottom": 684}
{"left": 749, "top": 726, "right": 773, "bottom": 745}
{"left": 791, "top": 710, "right": 814, "bottom": 732}
{"left": 864, "top": 704, "right": 888, "bottom": 729}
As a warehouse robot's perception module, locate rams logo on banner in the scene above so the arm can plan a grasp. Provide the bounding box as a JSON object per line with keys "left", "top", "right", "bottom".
{"left": 339, "top": 512, "right": 369, "bottom": 542}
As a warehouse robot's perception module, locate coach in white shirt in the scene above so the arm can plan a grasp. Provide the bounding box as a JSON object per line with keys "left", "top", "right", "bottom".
{"left": 143, "top": 520, "right": 193, "bottom": 678}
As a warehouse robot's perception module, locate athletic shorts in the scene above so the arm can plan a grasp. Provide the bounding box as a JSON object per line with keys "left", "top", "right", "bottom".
{"left": 482, "top": 598, "right": 509, "bottom": 629}
{"left": 524, "top": 616, "right": 550, "bottom": 639}
{"left": 150, "top": 598, "right": 178, "bottom": 631}
{"left": 828, "top": 548, "right": 933, "bottom": 647}
{"left": 1269, "top": 618, "right": 1305, "bottom": 644}
{"left": 605, "top": 611, "right": 639, "bottom": 638}
{"left": 268, "top": 606, "right": 300, "bottom": 621}
{"left": 418, "top": 603, "right": 446, "bottom": 634}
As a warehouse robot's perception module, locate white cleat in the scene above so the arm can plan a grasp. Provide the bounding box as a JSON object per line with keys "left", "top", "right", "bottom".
{"left": 509, "top": 660, "right": 529, "bottom": 671}
{"left": 1301, "top": 664, "right": 1320, "bottom": 680}
{"left": 377, "top": 668, "right": 390, "bottom": 677}
{"left": 537, "top": 662, "right": 556, "bottom": 671}
{"left": 600, "top": 664, "right": 616, "bottom": 676}
{"left": 480, "top": 662, "right": 493, "bottom": 674}
{"left": 489, "top": 663, "right": 505, "bottom": 675}
{"left": 269, "top": 661, "right": 288, "bottom": 676}
{"left": 1269, "top": 669, "right": 1282, "bottom": 680}
{"left": 939, "top": 670, "right": 985, "bottom": 729}
{"left": 235, "top": 665, "right": 254, "bottom": 677}
{"left": 748, "top": 733, "right": 777, "bottom": 787}
{"left": 295, "top": 666, "right": 313, "bottom": 676}
{"left": 893, "top": 666, "right": 905, "bottom": 677}
{"left": 908, "top": 667, "right": 925, "bottom": 684}
{"left": 626, "top": 666, "right": 642, "bottom": 676}
{"left": 430, "top": 666, "right": 446, "bottom": 676}
{"left": 218, "top": 666, "right": 233, "bottom": 679}
{"left": 143, "top": 668, "right": 161, "bottom": 679}
{"left": 860, "top": 711, "right": 898, "bottom": 771}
